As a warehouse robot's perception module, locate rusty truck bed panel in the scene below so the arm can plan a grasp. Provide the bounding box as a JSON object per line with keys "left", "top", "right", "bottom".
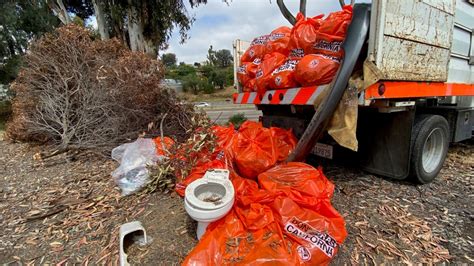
{"left": 377, "top": 35, "right": 450, "bottom": 81}
{"left": 368, "top": 0, "right": 458, "bottom": 82}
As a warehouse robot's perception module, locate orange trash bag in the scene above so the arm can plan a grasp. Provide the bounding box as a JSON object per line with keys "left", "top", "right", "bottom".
{"left": 310, "top": 6, "right": 352, "bottom": 58}
{"left": 255, "top": 52, "right": 287, "bottom": 94}
{"left": 268, "top": 59, "right": 300, "bottom": 89}
{"left": 232, "top": 171, "right": 276, "bottom": 206}
{"left": 237, "top": 63, "right": 251, "bottom": 88}
{"left": 288, "top": 13, "right": 324, "bottom": 60}
{"left": 311, "top": 32, "right": 345, "bottom": 58}
{"left": 232, "top": 121, "right": 277, "bottom": 179}
{"left": 272, "top": 197, "right": 347, "bottom": 265}
{"left": 266, "top": 26, "right": 291, "bottom": 55}
{"left": 237, "top": 58, "right": 261, "bottom": 89}
{"left": 259, "top": 164, "right": 346, "bottom": 265}
{"left": 182, "top": 207, "right": 298, "bottom": 265}
{"left": 243, "top": 78, "right": 256, "bottom": 92}
{"left": 270, "top": 127, "right": 298, "bottom": 162}
{"left": 258, "top": 162, "right": 335, "bottom": 206}
{"left": 241, "top": 35, "right": 269, "bottom": 63}
{"left": 153, "top": 136, "right": 175, "bottom": 156}
{"left": 211, "top": 124, "right": 237, "bottom": 163}
{"left": 319, "top": 5, "right": 353, "bottom": 37}
{"left": 212, "top": 124, "right": 236, "bottom": 149}
{"left": 295, "top": 54, "right": 340, "bottom": 86}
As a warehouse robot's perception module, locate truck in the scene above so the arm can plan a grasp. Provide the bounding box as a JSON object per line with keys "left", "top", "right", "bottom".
{"left": 232, "top": 0, "right": 474, "bottom": 183}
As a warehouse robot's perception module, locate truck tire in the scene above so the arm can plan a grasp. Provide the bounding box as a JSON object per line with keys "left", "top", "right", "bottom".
{"left": 410, "top": 115, "right": 449, "bottom": 184}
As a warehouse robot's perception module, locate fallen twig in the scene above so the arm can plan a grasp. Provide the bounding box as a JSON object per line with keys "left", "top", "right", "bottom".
{"left": 25, "top": 206, "right": 67, "bottom": 222}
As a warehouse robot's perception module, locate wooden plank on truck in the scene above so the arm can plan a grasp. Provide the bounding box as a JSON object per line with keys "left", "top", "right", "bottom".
{"left": 420, "top": 0, "right": 455, "bottom": 15}
{"left": 384, "top": 0, "right": 454, "bottom": 49}
{"left": 378, "top": 36, "right": 450, "bottom": 81}
{"left": 368, "top": 0, "right": 456, "bottom": 82}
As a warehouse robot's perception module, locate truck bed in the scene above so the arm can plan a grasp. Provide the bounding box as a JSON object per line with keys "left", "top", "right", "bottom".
{"left": 367, "top": 0, "right": 473, "bottom": 83}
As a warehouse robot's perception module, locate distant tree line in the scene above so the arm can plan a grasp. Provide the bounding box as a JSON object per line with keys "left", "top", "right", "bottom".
{"left": 162, "top": 46, "right": 234, "bottom": 95}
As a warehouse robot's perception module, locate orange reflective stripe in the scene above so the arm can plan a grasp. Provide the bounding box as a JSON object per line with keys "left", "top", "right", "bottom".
{"left": 241, "top": 92, "right": 250, "bottom": 103}
{"left": 365, "top": 82, "right": 474, "bottom": 100}
{"left": 234, "top": 86, "right": 323, "bottom": 105}
{"left": 292, "top": 87, "right": 317, "bottom": 104}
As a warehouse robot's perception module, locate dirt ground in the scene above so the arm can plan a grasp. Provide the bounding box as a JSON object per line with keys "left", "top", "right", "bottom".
{"left": 0, "top": 138, "right": 472, "bottom": 265}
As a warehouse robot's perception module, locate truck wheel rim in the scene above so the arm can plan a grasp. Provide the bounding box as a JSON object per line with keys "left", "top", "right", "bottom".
{"left": 422, "top": 128, "right": 444, "bottom": 173}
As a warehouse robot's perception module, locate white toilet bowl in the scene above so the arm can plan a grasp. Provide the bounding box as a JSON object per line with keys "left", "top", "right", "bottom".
{"left": 184, "top": 169, "right": 234, "bottom": 239}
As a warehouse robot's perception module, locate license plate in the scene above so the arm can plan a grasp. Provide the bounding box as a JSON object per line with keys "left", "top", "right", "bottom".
{"left": 312, "top": 143, "right": 333, "bottom": 159}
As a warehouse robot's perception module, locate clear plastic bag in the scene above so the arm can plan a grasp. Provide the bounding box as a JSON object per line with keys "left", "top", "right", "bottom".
{"left": 111, "top": 138, "right": 164, "bottom": 196}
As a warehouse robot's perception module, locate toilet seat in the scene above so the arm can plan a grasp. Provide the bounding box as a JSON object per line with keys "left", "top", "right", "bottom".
{"left": 185, "top": 178, "right": 234, "bottom": 210}
{"left": 184, "top": 169, "right": 235, "bottom": 239}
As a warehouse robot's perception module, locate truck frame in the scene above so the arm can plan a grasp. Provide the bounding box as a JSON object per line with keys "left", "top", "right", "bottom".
{"left": 232, "top": 0, "right": 474, "bottom": 183}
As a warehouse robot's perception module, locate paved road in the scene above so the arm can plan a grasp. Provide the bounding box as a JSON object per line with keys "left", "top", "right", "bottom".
{"left": 196, "top": 103, "right": 262, "bottom": 124}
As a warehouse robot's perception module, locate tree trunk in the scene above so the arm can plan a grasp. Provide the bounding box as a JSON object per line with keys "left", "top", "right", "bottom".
{"left": 48, "top": 0, "right": 71, "bottom": 25}
{"left": 92, "top": 0, "right": 109, "bottom": 40}
{"left": 127, "top": 3, "right": 145, "bottom": 51}
{"left": 111, "top": 20, "right": 127, "bottom": 45}
{"left": 127, "top": 2, "right": 156, "bottom": 56}
{"left": 144, "top": 40, "right": 156, "bottom": 58}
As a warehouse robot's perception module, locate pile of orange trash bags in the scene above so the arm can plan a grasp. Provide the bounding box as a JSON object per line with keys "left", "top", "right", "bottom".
{"left": 175, "top": 121, "right": 347, "bottom": 265}
{"left": 238, "top": 5, "right": 352, "bottom": 93}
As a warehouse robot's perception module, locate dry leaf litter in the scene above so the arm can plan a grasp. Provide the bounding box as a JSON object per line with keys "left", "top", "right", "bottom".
{"left": 0, "top": 140, "right": 472, "bottom": 264}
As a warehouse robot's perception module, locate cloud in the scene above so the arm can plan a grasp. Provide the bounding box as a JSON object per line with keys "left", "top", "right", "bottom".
{"left": 162, "top": 0, "right": 346, "bottom": 63}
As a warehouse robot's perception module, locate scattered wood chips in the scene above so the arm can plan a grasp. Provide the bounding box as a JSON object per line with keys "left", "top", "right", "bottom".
{"left": 1, "top": 140, "right": 472, "bottom": 264}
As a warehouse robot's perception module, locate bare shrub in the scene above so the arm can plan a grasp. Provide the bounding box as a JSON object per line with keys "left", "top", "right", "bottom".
{"left": 7, "top": 25, "right": 197, "bottom": 152}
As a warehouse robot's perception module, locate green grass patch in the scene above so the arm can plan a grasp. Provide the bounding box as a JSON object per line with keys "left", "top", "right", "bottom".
{"left": 228, "top": 113, "right": 247, "bottom": 129}
{"left": 180, "top": 86, "right": 236, "bottom": 102}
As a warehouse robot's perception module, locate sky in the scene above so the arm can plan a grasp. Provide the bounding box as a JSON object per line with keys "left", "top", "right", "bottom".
{"left": 163, "top": 0, "right": 347, "bottom": 64}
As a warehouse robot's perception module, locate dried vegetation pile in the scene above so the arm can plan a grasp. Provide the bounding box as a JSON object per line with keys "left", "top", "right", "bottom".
{"left": 7, "top": 25, "right": 196, "bottom": 152}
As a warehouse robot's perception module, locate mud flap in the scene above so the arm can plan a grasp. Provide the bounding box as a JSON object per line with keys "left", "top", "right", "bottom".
{"left": 356, "top": 108, "right": 415, "bottom": 179}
